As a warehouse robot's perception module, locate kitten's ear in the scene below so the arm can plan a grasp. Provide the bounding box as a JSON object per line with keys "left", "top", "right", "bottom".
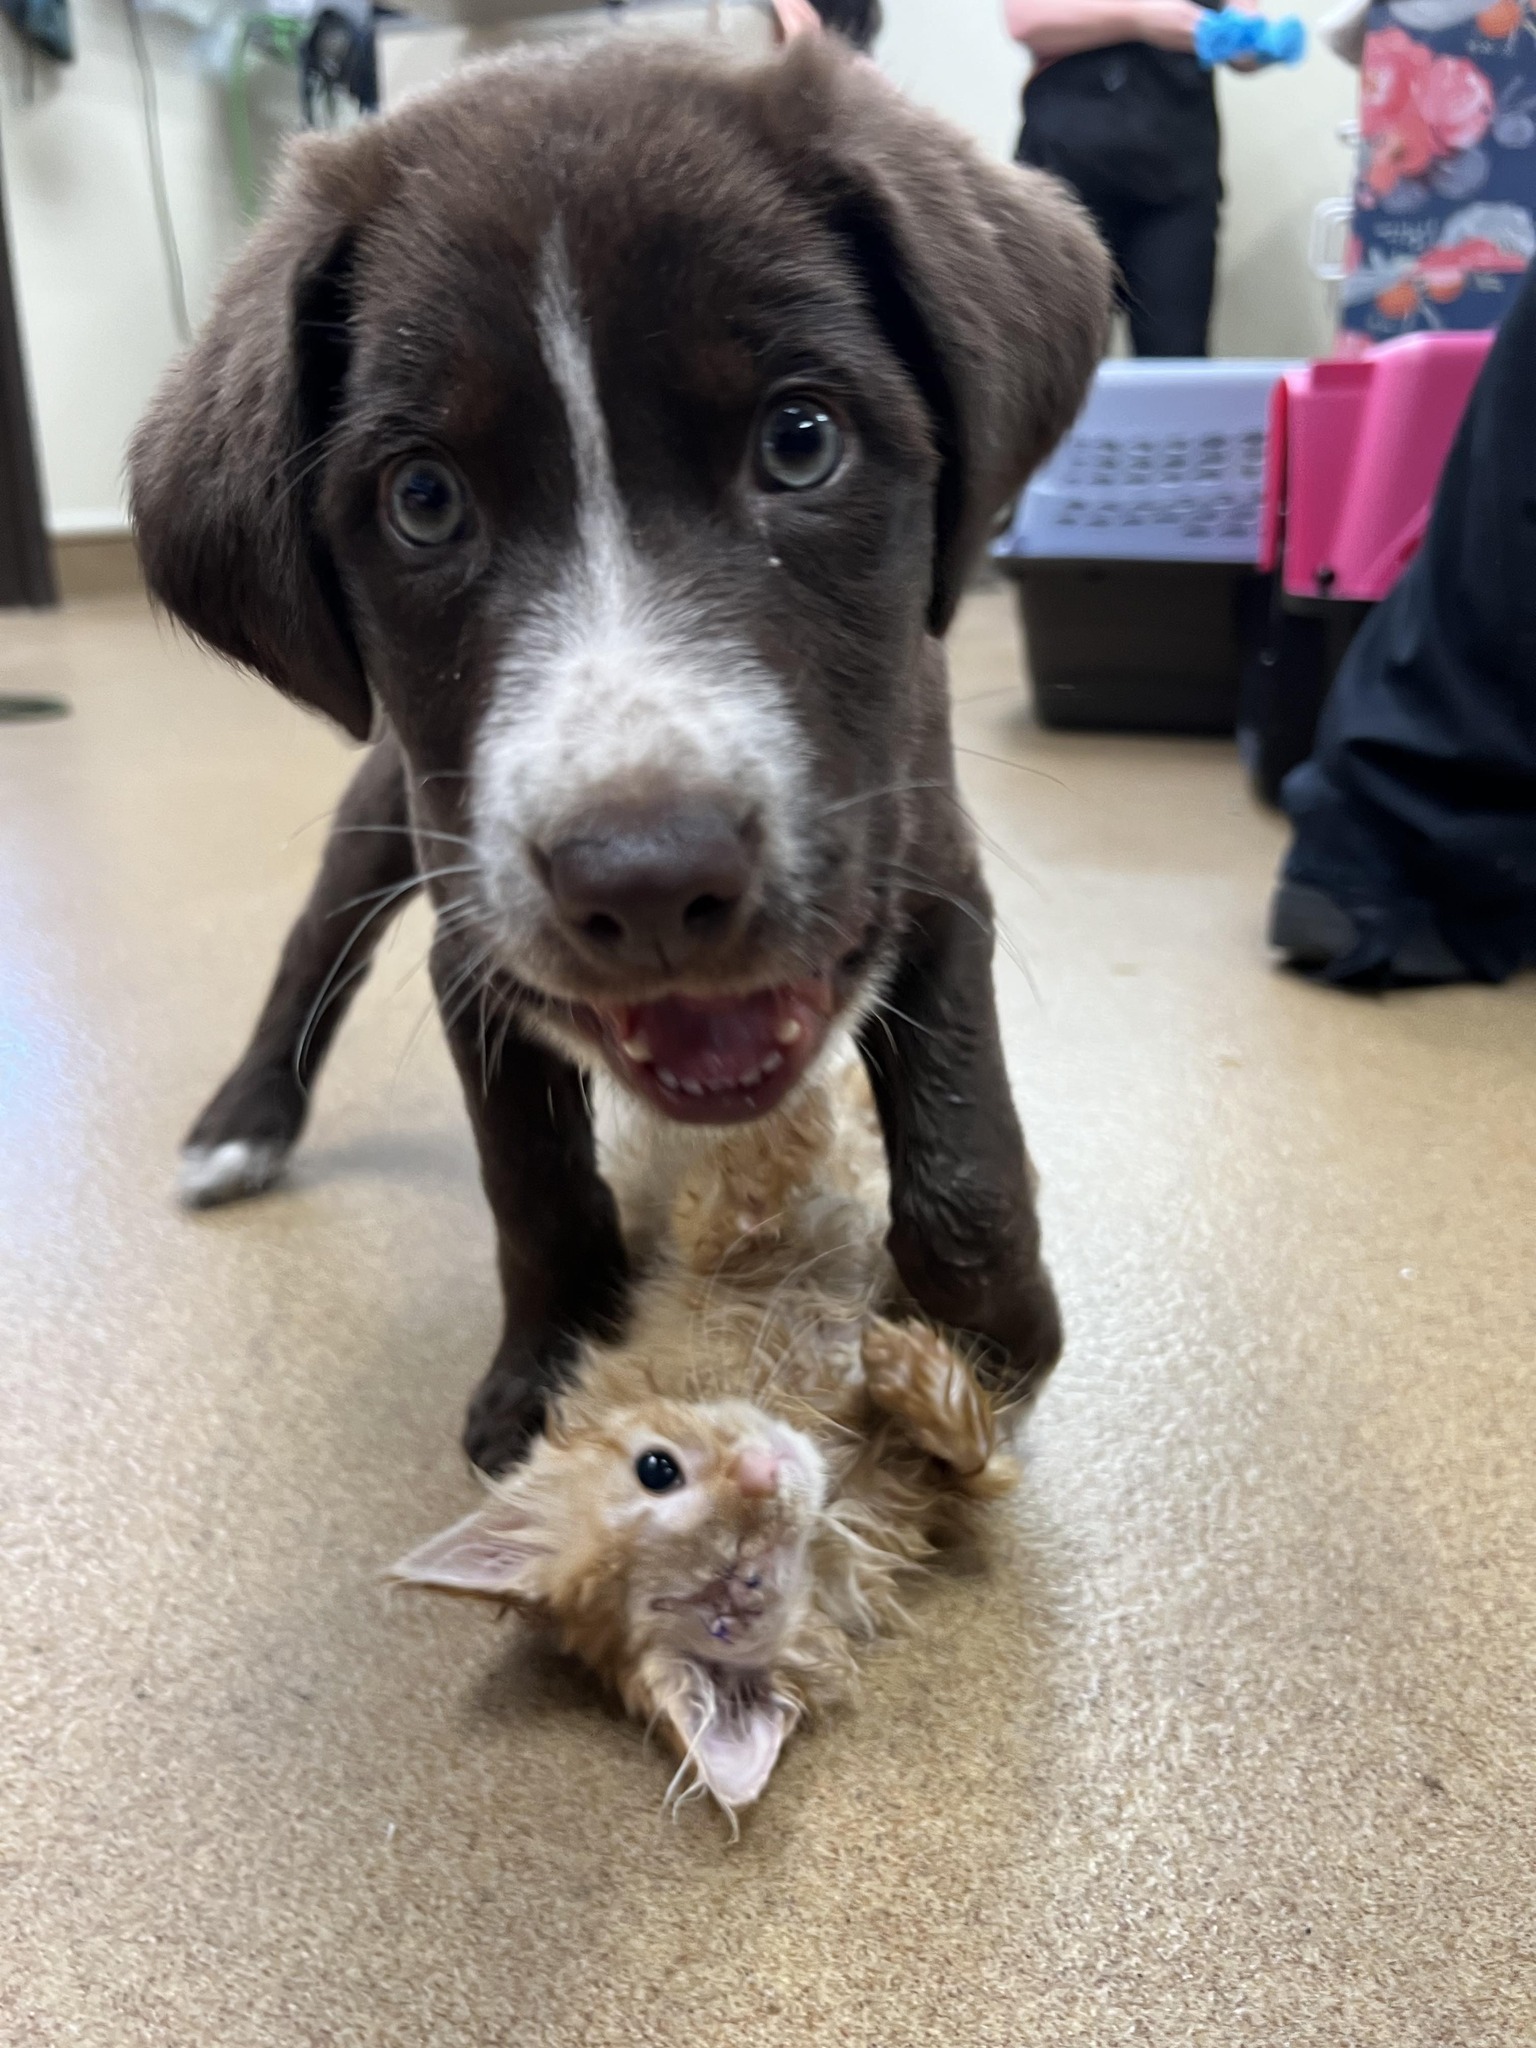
{"left": 647, "top": 1659, "right": 797, "bottom": 1813}
{"left": 386, "top": 1506, "right": 547, "bottom": 1606}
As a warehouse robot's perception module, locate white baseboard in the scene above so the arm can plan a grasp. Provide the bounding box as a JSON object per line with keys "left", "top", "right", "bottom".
{"left": 48, "top": 509, "right": 132, "bottom": 540}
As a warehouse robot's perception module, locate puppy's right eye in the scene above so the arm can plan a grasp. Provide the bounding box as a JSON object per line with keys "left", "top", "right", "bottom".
{"left": 635, "top": 1449, "right": 683, "bottom": 1493}
{"left": 383, "top": 458, "right": 468, "bottom": 548}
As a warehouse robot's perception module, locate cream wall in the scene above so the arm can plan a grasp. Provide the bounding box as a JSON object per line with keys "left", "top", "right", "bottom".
{"left": 1, "top": 0, "right": 1360, "bottom": 533}
{"left": 878, "top": 0, "right": 1029, "bottom": 158}
{"left": 1210, "top": 5, "right": 1359, "bottom": 355}
{"left": 0, "top": 0, "right": 265, "bottom": 531}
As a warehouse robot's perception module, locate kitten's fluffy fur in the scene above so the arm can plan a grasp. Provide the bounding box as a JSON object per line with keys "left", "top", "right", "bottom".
{"left": 391, "top": 1048, "right": 1017, "bottom": 1817}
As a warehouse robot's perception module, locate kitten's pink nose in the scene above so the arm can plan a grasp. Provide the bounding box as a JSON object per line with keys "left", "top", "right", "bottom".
{"left": 733, "top": 1447, "right": 780, "bottom": 1498}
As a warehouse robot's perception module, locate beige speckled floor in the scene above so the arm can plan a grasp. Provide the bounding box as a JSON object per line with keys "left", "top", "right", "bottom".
{"left": 3, "top": 591, "right": 1533, "bottom": 2047}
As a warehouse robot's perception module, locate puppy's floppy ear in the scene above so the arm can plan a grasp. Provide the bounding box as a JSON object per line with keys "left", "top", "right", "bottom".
{"left": 128, "top": 132, "right": 388, "bottom": 740}
{"left": 765, "top": 46, "right": 1113, "bottom": 633}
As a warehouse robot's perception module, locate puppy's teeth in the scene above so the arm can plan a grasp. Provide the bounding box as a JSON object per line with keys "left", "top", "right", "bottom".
{"left": 759, "top": 1050, "right": 784, "bottom": 1076}
{"left": 738, "top": 1064, "right": 763, "bottom": 1088}
{"left": 620, "top": 1033, "right": 651, "bottom": 1062}
{"left": 775, "top": 1017, "right": 804, "bottom": 1046}
{"left": 658, "top": 1069, "right": 681, "bottom": 1092}
{"left": 680, "top": 1078, "right": 705, "bottom": 1098}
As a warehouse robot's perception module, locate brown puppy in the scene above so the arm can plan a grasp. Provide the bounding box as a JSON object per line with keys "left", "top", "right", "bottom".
{"left": 129, "top": 39, "right": 1111, "bottom": 1472}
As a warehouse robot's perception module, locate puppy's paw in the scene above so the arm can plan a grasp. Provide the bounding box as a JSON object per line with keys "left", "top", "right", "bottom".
{"left": 177, "top": 1138, "right": 291, "bottom": 1209}
{"left": 860, "top": 1317, "right": 998, "bottom": 1479}
{"left": 887, "top": 1222, "right": 1064, "bottom": 1403}
{"left": 462, "top": 1360, "right": 551, "bottom": 1477}
{"left": 179, "top": 1059, "right": 309, "bottom": 1209}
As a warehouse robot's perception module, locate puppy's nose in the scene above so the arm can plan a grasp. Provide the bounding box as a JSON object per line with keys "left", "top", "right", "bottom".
{"left": 732, "top": 1447, "right": 780, "bottom": 1499}
{"left": 542, "top": 798, "right": 756, "bottom": 967}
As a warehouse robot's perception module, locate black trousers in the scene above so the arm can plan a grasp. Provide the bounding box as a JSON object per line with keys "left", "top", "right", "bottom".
{"left": 1076, "top": 181, "right": 1219, "bottom": 357}
{"left": 1017, "top": 146, "right": 1220, "bottom": 357}
{"left": 1280, "top": 258, "right": 1536, "bottom": 982}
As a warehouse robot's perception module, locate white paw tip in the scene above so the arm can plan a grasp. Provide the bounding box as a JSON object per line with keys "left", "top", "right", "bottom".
{"left": 177, "top": 1139, "right": 288, "bottom": 1210}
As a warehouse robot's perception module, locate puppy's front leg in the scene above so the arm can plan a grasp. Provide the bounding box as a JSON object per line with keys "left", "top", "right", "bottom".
{"left": 430, "top": 937, "right": 629, "bottom": 1473}
{"left": 859, "top": 875, "right": 1062, "bottom": 1402}
{"left": 180, "top": 738, "right": 418, "bottom": 1207}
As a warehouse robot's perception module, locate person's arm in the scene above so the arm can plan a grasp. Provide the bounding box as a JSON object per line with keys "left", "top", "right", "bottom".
{"left": 772, "top": 0, "right": 825, "bottom": 39}
{"left": 1318, "top": 0, "right": 1369, "bottom": 63}
{"left": 1004, "top": 0, "right": 1206, "bottom": 60}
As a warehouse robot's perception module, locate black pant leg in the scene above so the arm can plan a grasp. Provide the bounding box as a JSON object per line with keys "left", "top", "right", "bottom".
{"left": 1014, "top": 139, "right": 1137, "bottom": 335}
{"left": 1279, "top": 259, "right": 1536, "bottom": 982}
{"left": 1115, "top": 184, "right": 1219, "bottom": 357}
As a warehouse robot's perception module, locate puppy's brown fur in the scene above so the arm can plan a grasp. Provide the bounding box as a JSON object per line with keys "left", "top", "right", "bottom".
{"left": 131, "top": 41, "right": 1112, "bottom": 1470}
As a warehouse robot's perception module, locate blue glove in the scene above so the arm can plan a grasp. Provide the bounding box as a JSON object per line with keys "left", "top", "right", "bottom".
{"left": 1193, "top": 8, "right": 1307, "bottom": 66}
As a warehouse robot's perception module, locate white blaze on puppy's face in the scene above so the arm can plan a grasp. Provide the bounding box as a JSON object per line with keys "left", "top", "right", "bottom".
{"left": 470, "top": 233, "right": 813, "bottom": 974}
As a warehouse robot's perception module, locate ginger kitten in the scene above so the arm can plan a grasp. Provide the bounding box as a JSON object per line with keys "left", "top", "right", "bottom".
{"left": 390, "top": 1053, "right": 1018, "bottom": 1819}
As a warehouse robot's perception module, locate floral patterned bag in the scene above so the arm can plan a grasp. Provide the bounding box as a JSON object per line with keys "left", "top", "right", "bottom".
{"left": 1340, "top": 0, "right": 1536, "bottom": 347}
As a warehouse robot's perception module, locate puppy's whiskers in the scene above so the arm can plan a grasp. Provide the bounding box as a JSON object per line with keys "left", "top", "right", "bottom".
{"left": 389, "top": 936, "right": 501, "bottom": 1099}
{"left": 822, "top": 777, "right": 952, "bottom": 818}
{"left": 334, "top": 860, "right": 475, "bottom": 920}
{"left": 333, "top": 821, "right": 480, "bottom": 852}
{"left": 293, "top": 861, "right": 475, "bottom": 1088}
{"left": 870, "top": 858, "right": 1039, "bottom": 1003}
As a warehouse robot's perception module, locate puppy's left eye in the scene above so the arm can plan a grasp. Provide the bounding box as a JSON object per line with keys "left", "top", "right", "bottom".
{"left": 635, "top": 1449, "right": 684, "bottom": 1493}
{"left": 758, "top": 396, "right": 843, "bottom": 492}
{"left": 383, "top": 457, "right": 468, "bottom": 548}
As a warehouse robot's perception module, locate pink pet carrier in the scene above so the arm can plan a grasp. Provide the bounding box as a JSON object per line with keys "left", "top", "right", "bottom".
{"left": 1258, "top": 327, "right": 1493, "bottom": 605}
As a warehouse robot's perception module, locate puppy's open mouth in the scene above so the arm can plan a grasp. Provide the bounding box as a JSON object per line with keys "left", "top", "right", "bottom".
{"left": 574, "top": 978, "right": 833, "bottom": 1124}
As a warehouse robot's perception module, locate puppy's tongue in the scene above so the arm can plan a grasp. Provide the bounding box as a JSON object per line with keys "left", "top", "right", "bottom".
{"left": 590, "top": 981, "right": 831, "bottom": 1123}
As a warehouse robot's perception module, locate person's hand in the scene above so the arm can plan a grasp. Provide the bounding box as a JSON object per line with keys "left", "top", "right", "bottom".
{"left": 1225, "top": 0, "right": 1263, "bottom": 72}
{"left": 1199, "top": 0, "right": 1263, "bottom": 68}
{"left": 1134, "top": 0, "right": 1205, "bottom": 49}
{"left": 772, "top": 0, "right": 824, "bottom": 40}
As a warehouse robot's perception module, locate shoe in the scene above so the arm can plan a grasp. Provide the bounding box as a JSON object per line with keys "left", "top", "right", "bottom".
{"left": 1268, "top": 882, "right": 1467, "bottom": 984}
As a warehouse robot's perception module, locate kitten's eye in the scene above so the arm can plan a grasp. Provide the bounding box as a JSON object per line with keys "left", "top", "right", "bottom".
{"left": 635, "top": 1449, "right": 683, "bottom": 1493}
{"left": 758, "top": 396, "right": 843, "bottom": 492}
{"left": 383, "top": 457, "right": 468, "bottom": 548}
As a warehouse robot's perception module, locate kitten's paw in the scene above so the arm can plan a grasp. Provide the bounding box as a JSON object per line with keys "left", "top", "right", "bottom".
{"left": 860, "top": 1318, "right": 997, "bottom": 1478}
